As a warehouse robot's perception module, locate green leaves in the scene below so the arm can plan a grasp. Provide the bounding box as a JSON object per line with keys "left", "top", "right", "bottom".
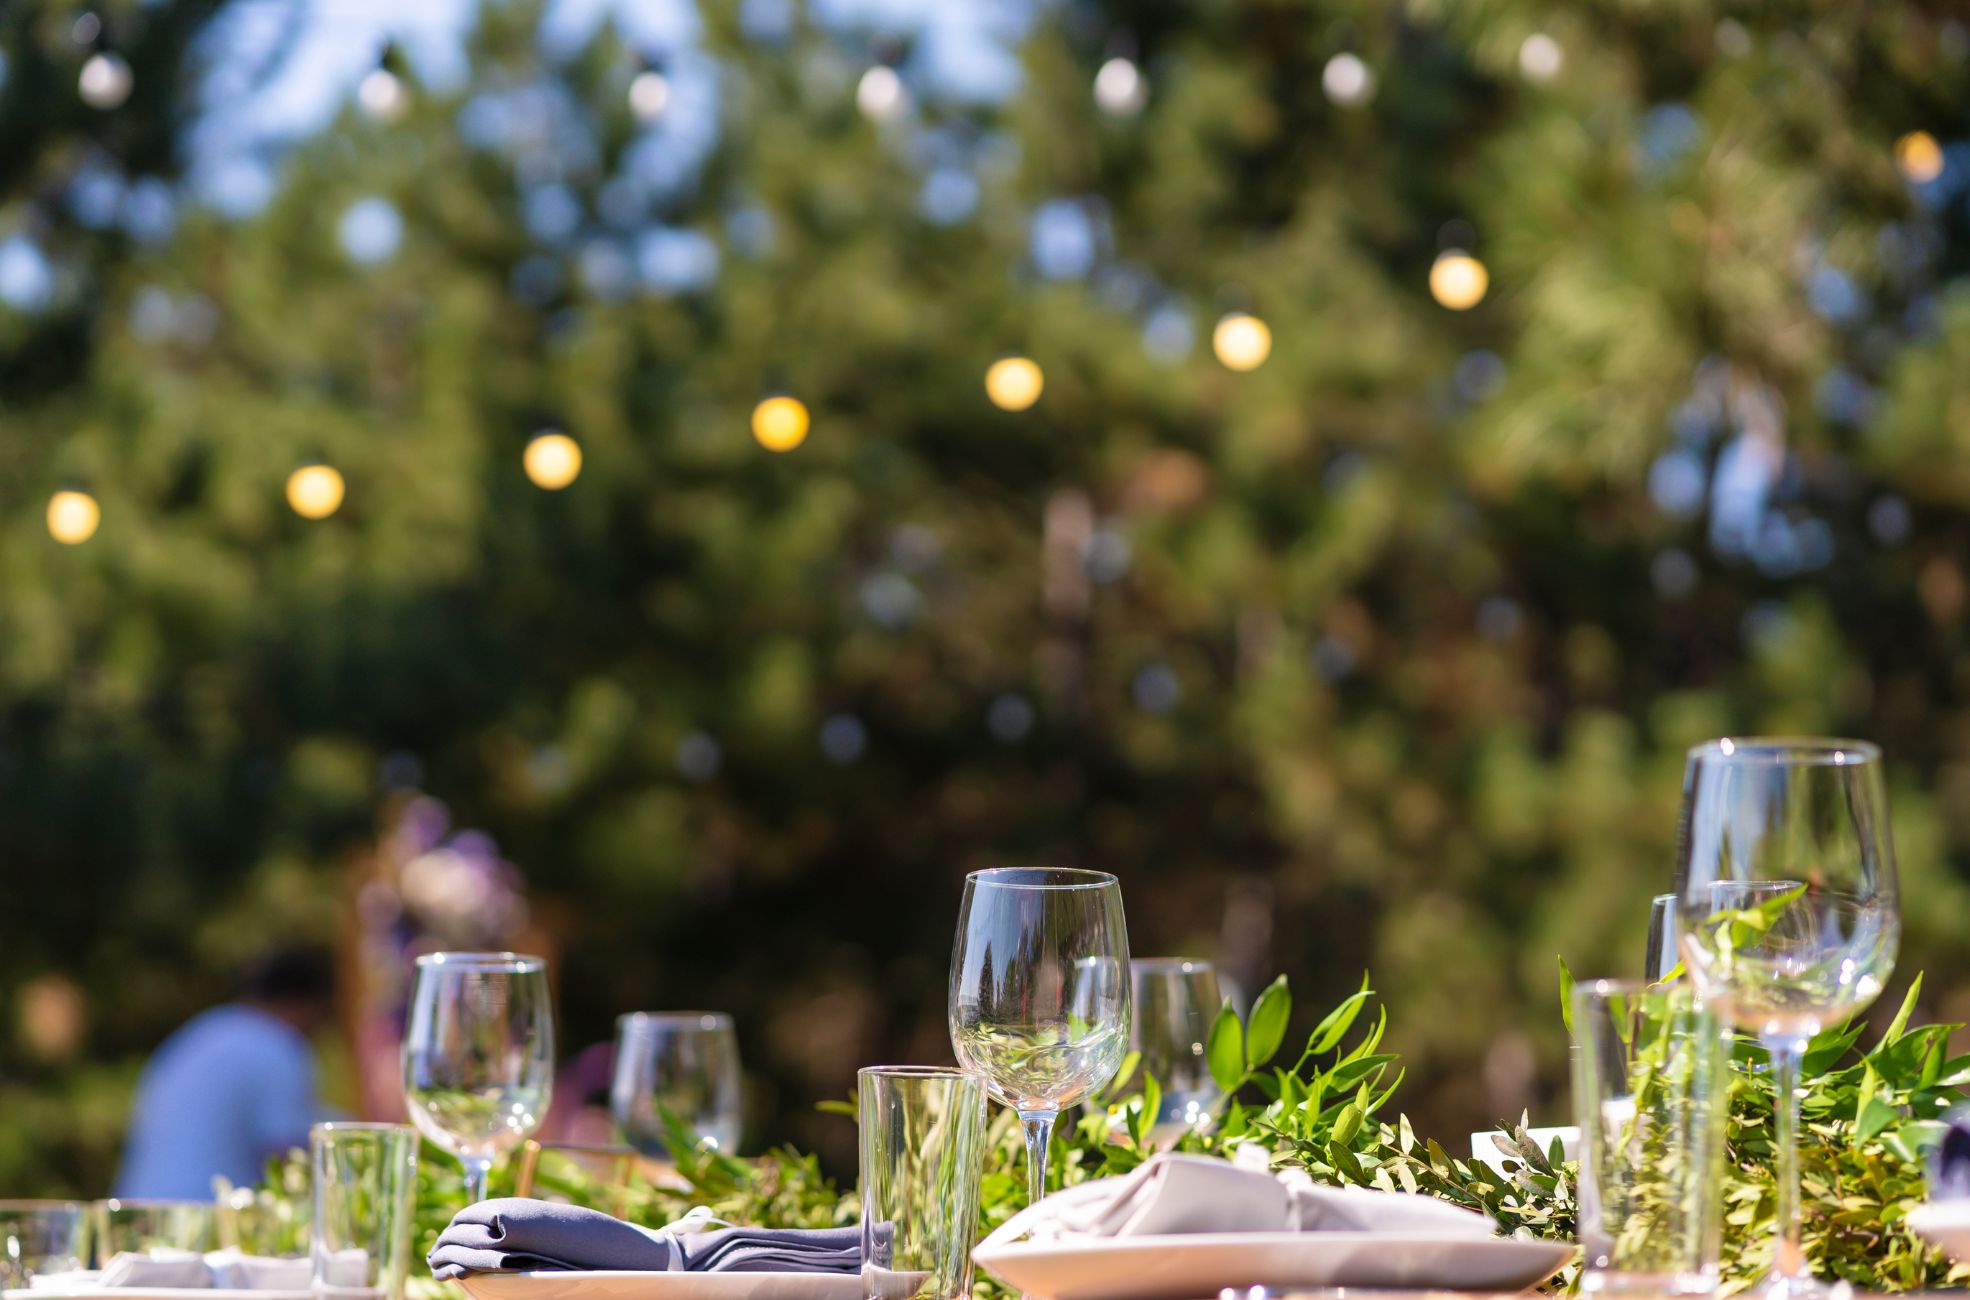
{"left": 1206, "top": 1001, "right": 1246, "bottom": 1092}
{"left": 1246, "top": 976, "right": 1292, "bottom": 1068}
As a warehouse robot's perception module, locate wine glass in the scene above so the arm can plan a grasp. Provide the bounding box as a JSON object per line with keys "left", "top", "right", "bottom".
{"left": 1674, "top": 738, "right": 1899, "bottom": 1298}
{"left": 1127, "top": 958, "right": 1224, "bottom": 1141}
{"left": 1645, "top": 893, "right": 1680, "bottom": 982}
{"left": 948, "top": 868, "right": 1130, "bottom": 1208}
{"left": 402, "top": 952, "right": 556, "bottom": 1205}
{"left": 610, "top": 1012, "right": 743, "bottom": 1158}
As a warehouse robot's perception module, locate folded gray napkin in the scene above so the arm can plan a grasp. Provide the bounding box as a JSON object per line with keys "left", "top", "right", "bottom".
{"left": 979, "top": 1153, "right": 1496, "bottom": 1247}
{"left": 427, "top": 1199, "right": 861, "bottom": 1280}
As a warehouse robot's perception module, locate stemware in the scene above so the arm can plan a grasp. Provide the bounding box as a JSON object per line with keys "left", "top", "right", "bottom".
{"left": 1673, "top": 738, "right": 1899, "bottom": 1298}
{"left": 1645, "top": 893, "right": 1681, "bottom": 983}
{"left": 401, "top": 952, "right": 556, "bottom": 1205}
{"left": 948, "top": 868, "right": 1130, "bottom": 1208}
{"left": 610, "top": 1012, "right": 744, "bottom": 1158}
{"left": 1127, "top": 958, "right": 1224, "bottom": 1141}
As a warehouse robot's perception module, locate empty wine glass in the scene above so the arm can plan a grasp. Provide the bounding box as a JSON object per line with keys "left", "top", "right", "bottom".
{"left": 1127, "top": 958, "right": 1224, "bottom": 1141}
{"left": 1674, "top": 738, "right": 1899, "bottom": 1299}
{"left": 402, "top": 952, "right": 556, "bottom": 1205}
{"left": 610, "top": 1012, "right": 743, "bottom": 1158}
{"left": 1645, "top": 893, "right": 1681, "bottom": 982}
{"left": 949, "top": 868, "right": 1130, "bottom": 1208}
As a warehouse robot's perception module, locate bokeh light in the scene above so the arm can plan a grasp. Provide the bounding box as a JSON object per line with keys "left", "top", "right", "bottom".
{"left": 1094, "top": 58, "right": 1147, "bottom": 116}
{"left": 629, "top": 71, "right": 670, "bottom": 122}
{"left": 524, "top": 432, "right": 582, "bottom": 489}
{"left": 1895, "top": 131, "right": 1945, "bottom": 184}
{"left": 1321, "top": 54, "right": 1375, "bottom": 107}
{"left": 1430, "top": 251, "right": 1490, "bottom": 310}
{"left": 1518, "top": 34, "right": 1563, "bottom": 81}
{"left": 286, "top": 464, "right": 346, "bottom": 519}
{"left": 357, "top": 68, "right": 407, "bottom": 121}
{"left": 46, "top": 490, "right": 100, "bottom": 544}
{"left": 78, "top": 52, "right": 132, "bottom": 109}
{"left": 856, "top": 66, "right": 906, "bottom": 121}
{"left": 985, "top": 356, "right": 1045, "bottom": 410}
{"left": 1212, "top": 312, "right": 1272, "bottom": 371}
{"left": 752, "top": 396, "right": 811, "bottom": 452}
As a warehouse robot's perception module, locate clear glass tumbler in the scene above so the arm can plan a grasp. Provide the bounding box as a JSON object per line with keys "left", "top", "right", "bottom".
{"left": 93, "top": 1199, "right": 216, "bottom": 1262}
{"left": 0, "top": 1201, "right": 89, "bottom": 1288}
{"left": 859, "top": 1066, "right": 989, "bottom": 1300}
{"left": 311, "top": 1123, "right": 419, "bottom": 1300}
{"left": 1572, "top": 979, "right": 1730, "bottom": 1296}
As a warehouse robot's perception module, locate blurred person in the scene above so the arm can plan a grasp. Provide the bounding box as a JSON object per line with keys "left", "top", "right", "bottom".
{"left": 115, "top": 948, "right": 335, "bottom": 1197}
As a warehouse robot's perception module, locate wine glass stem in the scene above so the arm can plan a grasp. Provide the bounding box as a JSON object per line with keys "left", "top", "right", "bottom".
{"left": 1764, "top": 1032, "right": 1810, "bottom": 1280}
{"left": 463, "top": 1154, "right": 495, "bottom": 1205}
{"left": 1019, "top": 1110, "right": 1056, "bottom": 1207}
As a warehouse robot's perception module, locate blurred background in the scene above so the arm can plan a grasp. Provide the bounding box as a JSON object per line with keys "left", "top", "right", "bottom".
{"left": 4, "top": 0, "right": 1970, "bottom": 1194}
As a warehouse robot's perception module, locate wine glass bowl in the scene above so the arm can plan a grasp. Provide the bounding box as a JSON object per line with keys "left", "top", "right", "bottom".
{"left": 1127, "top": 958, "right": 1224, "bottom": 1141}
{"left": 401, "top": 952, "right": 556, "bottom": 1205}
{"left": 610, "top": 1012, "right": 743, "bottom": 1158}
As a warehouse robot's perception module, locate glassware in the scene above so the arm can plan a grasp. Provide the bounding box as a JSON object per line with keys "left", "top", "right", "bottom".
{"left": 1126, "top": 958, "right": 1224, "bottom": 1141}
{"left": 948, "top": 867, "right": 1130, "bottom": 1207}
{"left": 402, "top": 951, "right": 556, "bottom": 1205}
{"left": 311, "top": 1122, "right": 418, "bottom": 1300}
{"left": 1571, "top": 980, "right": 1730, "bottom": 1295}
{"left": 610, "top": 1012, "right": 743, "bottom": 1158}
{"left": 216, "top": 1184, "right": 307, "bottom": 1258}
{"left": 92, "top": 1198, "right": 216, "bottom": 1262}
{"left": 859, "top": 1067, "right": 989, "bottom": 1300}
{"left": 1646, "top": 894, "right": 1681, "bottom": 982}
{"left": 1673, "top": 738, "right": 1900, "bottom": 1298}
{"left": 0, "top": 1201, "right": 89, "bottom": 1288}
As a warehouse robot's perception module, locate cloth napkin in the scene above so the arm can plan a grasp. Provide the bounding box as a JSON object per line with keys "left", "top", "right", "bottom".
{"left": 100, "top": 1251, "right": 216, "bottom": 1289}
{"left": 427, "top": 1199, "right": 862, "bottom": 1280}
{"left": 1935, "top": 1113, "right": 1970, "bottom": 1199}
{"left": 94, "top": 1248, "right": 315, "bottom": 1290}
{"left": 979, "top": 1152, "right": 1497, "bottom": 1249}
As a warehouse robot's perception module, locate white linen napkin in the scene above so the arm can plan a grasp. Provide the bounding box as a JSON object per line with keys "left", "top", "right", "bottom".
{"left": 203, "top": 1249, "right": 311, "bottom": 1291}
{"left": 979, "top": 1152, "right": 1496, "bottom": 1248}
{"left": 99, "top": 1250, "right": 213, "bottom": 1289}
{"left": 93, "top": 1248, "right": 313, "bottom": 1290}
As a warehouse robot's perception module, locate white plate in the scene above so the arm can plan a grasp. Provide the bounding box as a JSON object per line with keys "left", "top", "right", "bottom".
{"left": 456, "top": 1272, "right": 862, "bottom": 1300}
{"left": 972, "top": 1232, "right": 1575, "bottom": 1300}
{"left": 5, "top": 1291, "right": 307, "bottom": 1300}
{"left": 1905, "top": 1202, "right": 1970, "bottom": 1263}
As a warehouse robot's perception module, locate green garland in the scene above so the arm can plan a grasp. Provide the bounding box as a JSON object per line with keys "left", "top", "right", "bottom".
{"left": 251, "top": 973, "right": 1970, "bottom": 1297}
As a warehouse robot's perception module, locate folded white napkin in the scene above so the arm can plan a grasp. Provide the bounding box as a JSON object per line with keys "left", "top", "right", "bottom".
{"left": 100, "top": 1251, "right": 213, "bottom": 1289}
{"left": 203, "top": 1249, "right": 311, "bottom": 1291}
{"left": 980, "top": 1152, "right": 1496, "bottom": 1248}
{"left": 94, "top": 1248, "right": 312, "bottom": 1290}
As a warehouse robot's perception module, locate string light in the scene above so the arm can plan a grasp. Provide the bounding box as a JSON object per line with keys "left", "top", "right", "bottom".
{"left": 984, "top": 357, "right": 1045, "bottom": 411}
{"left": 856, "top": 66, "right": 906, "bottom": 121}
{"left": 1430, "top": 251, "right": 1489, "bottom": 310}
{"left": 357, "top": 68, "right": 407, "bottom": 121}
{"left": 46, "top": 490, "right": 100, "bottom": 544}
{"left": 752, "top": 396, "right": 810, "bottom": 452}
{"left": 1094, "top": 57, "right": 1147, "bottom": 116}
{"left": 1895, "top": 131, "right": 1944, "bottom": 184}
{"left": 78, "top": 52, "right": 132, "bottom": 109}
{"left": 523, "top": 431, "right": 582, "bottom": 489}
{"left": 286, "top": 464, "right": 346, "bottom": 519}
{"left": 1212, "top": 312, "right": 1272, "bottom": 371}
{"left": 629, "top": 70, "right": 669, "bottom": 122}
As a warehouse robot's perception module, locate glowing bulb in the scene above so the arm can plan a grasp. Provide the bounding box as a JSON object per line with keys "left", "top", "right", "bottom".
{"left": 1094, "top": 57, "right": 1147, "bottom": 116}
{"left": 286, "top": 464, "right": 345, "bottom": 519}
{"left": 523, "top": 432, "right": 582, "bottom": 489}
{"left": 1212, "top": 313, "right": 1272, "bottom": 371}
{"left": 1518, "top": 33, "right": 1563, "bottom": 81}
{"left": 78, "top": 52, "right": 132, "bottom": 109}
{"left": 752, "top": 396, "right": 810, "bottom": 452}
{"left": 856, "top": 66, "right": 906, "bottom": 121}
{"left": 1430, "top": 251, "right": 1489, "bottom": 310}
{"left": 985, "top": 357, "right": 1045, "bottom": 411}
{"left": 1321, "top": 53, "right": 1374, "bottom": 107}
{"left": 357, "top": 68, "right": 407, "bottom": 121}
{"left": 1895, "top": 131, "right": 1944, "bottom": 184}
{"left": 629, "top": 71, "right": 670, "bottom": 122}
{"left": 46, "top": 491, "right": 100, "bottom": 544}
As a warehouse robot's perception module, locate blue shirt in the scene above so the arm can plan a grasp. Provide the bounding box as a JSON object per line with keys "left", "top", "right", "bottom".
{"left": 116, "top": 1005, "right": 322, "bottom": 1198}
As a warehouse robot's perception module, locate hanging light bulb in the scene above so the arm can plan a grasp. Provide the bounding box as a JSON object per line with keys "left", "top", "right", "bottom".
{"left": 856, "top": 66, "right": 907, "bottom": 121}
{"left": 46, "top": 490, "right": 100, "bottom": 544}
{"left": 1094, "top": 57, "right": 1147, "bottom": 116}
{"left": 752, "top": 396, "right": 810, "bottom": 452}
{"left": 78, "top": 51, "right": 132, "bottom": 109}
{"left": 629, "top": 70, "right": 670, "bottom": 123}
{"left": 524, "top": 431, "right": 583, "bottom": 489}
{"left": 1212, "top": 312, "right": 1272, "bottom": 371}
{"left": 985, "top": 357, "right": 1045, "bottom": 411}
{"left": 1895, "top": 131, "right": 1944, "bottom": 184}
{"left": 1429, "top": 250, "right": 1489, "bottom": 309}
{"left": 286, "top": 464, "right": 346, "bottom": 519}
{"left": 358, "top": 67, "right": 407, "bottom": 121}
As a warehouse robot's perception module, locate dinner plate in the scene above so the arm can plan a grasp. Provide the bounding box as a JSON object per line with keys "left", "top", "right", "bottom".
{"left": 5, "top": 1290, "right": 308, "bottom": 1300}
{"left": 971, "top": 1232, "right": 1576, "bottom": 1300}
{"left": 1905, "top": 1202, "right": 1970, "bottom": 1264}
{"left": 455, "top": 1271, "right": 862, "bottom": 1300}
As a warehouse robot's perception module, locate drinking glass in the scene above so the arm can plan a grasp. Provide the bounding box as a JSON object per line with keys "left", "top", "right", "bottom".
{"left": 610, "top": 1012, "right": 743, "bottom": 1157}
{"left": 402, "top": 951, "right": 556, "bottom": 1205}
{"left": 0, "top": 1201, "right": 88, "bottom": 1288}
{"left": 859, "top": 1067, "right": 989, "bottom": 1300}
{"left": 312, "top": 1123, "right": 418, "bottom": 1300}
{"left": 948, "top": 868, "right": 1130, "bottom": 1207}
{"left": 1646, "top": 894, "right": 1681, "bottom": 983}
{"left": 1127, "top": 958, "right": 1224, "bottom": 1141}
{"left": 92, "top": 1198, "right": 216, "bottom": 1261}
{"left": 1674, "top": 738, "right": 1899, "bottom": 1298}
{"left": 1572, "top": 980, "right": 1730, "bottom": 1295}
